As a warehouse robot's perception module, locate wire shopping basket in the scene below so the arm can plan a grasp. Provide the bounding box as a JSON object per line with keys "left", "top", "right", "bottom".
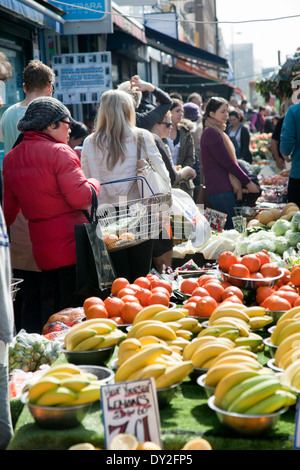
{"left": 97, "top": 176, "right": 172, "bottom": 252}
{"left": 11, "top": 278, "right": 23, "bottom": 302}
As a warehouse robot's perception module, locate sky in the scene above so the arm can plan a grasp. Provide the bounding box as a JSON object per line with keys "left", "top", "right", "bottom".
{"left": 216, "top": 0, "right": 300, "bottom": 70}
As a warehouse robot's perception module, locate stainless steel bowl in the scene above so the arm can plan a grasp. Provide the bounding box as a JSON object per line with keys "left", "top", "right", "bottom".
{"left": 156, "top": 382, "right": 181, "bottom": 409}
{"left": 207, "top": 395, "right": 288, "bottom": 436}
{"left": 263, "top": 337, "right": 278, "bottom": 358}
{"left": 267, "top": 358, "right": 283, "bottom": 373}
{"left": 61, "top": 345, "right": 115, "bottom": 366}
{"left": 190, "top": 366, "right": 208, "bottom": 383}
{"left": 196, "top": 374, "right": 215, "bottom": 398}
{"left": 218, "top": 268, "right": 284, "bottom": 290}
{"left": 78, "top": 365, "right": 115, "bottom": 383}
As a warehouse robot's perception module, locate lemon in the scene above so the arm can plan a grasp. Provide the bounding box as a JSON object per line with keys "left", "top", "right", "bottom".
{"left": 109, "top": 433, "right": 139, "bottom": 450}
{"left": 181, "top": 438, "right": 212, "bottom": 450}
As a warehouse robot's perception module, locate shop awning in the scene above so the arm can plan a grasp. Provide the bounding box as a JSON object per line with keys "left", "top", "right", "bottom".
{"left": 112, "top": 1, "right": 147, "bottom": 45}
{"left": 0, "top": 0, "right": 64, "bottom": 33}
{"left": 144, "top": 25, "right": 228, "bottom": 73}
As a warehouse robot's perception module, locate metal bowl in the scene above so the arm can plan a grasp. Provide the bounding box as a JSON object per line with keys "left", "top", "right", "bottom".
{"left": 156, "top": 382, "right": 181, "bottom": 409}
{"left": 218, "top": 268, "right": 284, "bottom": 290}
{"left": 61, "top": 345, "right": 115, "bottom": 366}
{"left": 263, "top": 337, "right": 278, "bottom": 358}
{"left": 190, "top": 366, "right": 208, "bottom": 383}
{"left": 196, "top": 374, "right": 215, "bottom": 398}
{"left": 207, "top": 395, "right": 288, "bottom": 436}
{"left": 267, "top": 325, "right": 276, "bottom": 335}
{"left": 267, "top": 358, "right": 283, "bottom": 373}
{"left": 21, "top": 365, "right": 113, "bottom": 429}
{"left": 267, "top": 310, "right": 286, "bottom": 324}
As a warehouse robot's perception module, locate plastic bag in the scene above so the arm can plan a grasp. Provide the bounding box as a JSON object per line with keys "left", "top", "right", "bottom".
{"left": 171, "top": 188, "right": 211, "bottom": 248}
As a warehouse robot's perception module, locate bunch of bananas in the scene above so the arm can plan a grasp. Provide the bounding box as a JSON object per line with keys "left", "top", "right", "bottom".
{"left": 270, "top": 310, "right": 300, "bottom": 348}
{"left": 274, "top": 332, "right": 300, "bottom": 369}
{"left": 280, "top": 358, "right": 300, "bottom": 391}
{"left": 213, "top": 369, "right": 297, "bottom": 415}
{"left": 204, "top": 304, "right": 265, "bottom": 351}
{"left": 63, "top": 318, "right": 126, "bottom": 352}
{"left": 202, "top": 347, "right": 267, "bottom": 388}
{"left": 26, "top": 363, "right": 103, "bottom": 407}
{"left": 182, "top": 335, "right": 235, "bottom": 369}
{"left": 114, "top": 340, "right": 193, "bottom": 389}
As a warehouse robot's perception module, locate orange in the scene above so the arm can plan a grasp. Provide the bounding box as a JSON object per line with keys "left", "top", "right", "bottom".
{"left": 277, "top": 290, "right": 299, "bottom": 307}
{"left": 85, "top": 304, "right": 108, "bottom": 319}
{"left": 222, "top": 285, "right": 244, "bottom": 301}
{"left": 222, "top": 294, "right": 243, "bottom": 304}
{"left": 180, "top": 278, "right": 199, "bottom": 295}
{"left": 150, "top": 278, "right": 173, "bottom": 295}
{"left": 120, "top": 294, "right": 139, "bottom": 304}
{"left": 290, "top": 267, "right": 300, "bottom": 287}
{"left": 195, "top": 296, "right": 218, "bottom": 317}
{"left": 136, "top": 441, "right": 162, "bottom": 450}
{"left": 294, "top": 296, "right": 300, "bottom": 307}
{"left": 134, "top": 287, "right": 152, "bottom": 306}
{"left": 203, "top": 282, "right": 225, "bottom": 302}
{"left": 151, "top": 286, "right": 171, "bottom": 298}
{"left": 117, "top": 287, "right": 136, "bottom": 298}
{"left": 186, "top": 295, "right": 202, "bottom": 304}
{"left": 278, "top": 285, "right": 297, "bottom": 292}
{"left": 249, "top": 271, "right": 267, "bottom": 288}
{"left": 83, "top": 296, "right": 105, "bottom": 314}
{"left": 121, "top": 301, "right": 143, "bottom": 324}
{"left": 262, "top": 294, "right": 292, "bottom": 311}
{"left": 110, "top": 316, "right": 125, "bottom": 325}
{"left": 184, "top": 301, "right": 197, "bottom": 316}
{"left": 218, "top": 251, "right": 239, "bottom": 273}
{"left": 111, "top": 277, "right": 130, "bottom": 296}
{"left": 256, "top": 286, "right": 274, "bottom": 305}
{"left": 181, "top": 438, "right": 212, "bottom": 450}
{"left": 128, "top": 284, "right": 142, "bottom": 294}
{"left": 255, "top": 250, "right": 270, "bottom": 266}
{"left": 228, "top": 263, "right": 250, "bottom": 279}
{"left": 198, "top": 274, "right": 218, "bottom": 287}
{"left": 191, "top": 286, "right": 210, "bottom": 298}
{"left": 104, "top": 234, "right": 119, "bottom": 249}
{"left": 134, "top": 276, "right": 151, "bottom": 290}
{"left": 148, "top": 291, "right": 170, "bottom": 306}
{"left": 241, "top": 254, "right": 261, "bottom": 273}
{"left": 259, "top": 263, "right": 281, "bottom": 279}
{"left": 104, "top": 296, "right": 124, "bottom": 318}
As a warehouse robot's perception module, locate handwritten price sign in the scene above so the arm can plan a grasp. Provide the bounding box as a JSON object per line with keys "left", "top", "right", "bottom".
{"left": 101, "top": 378, "right": 162, "bottom": 449}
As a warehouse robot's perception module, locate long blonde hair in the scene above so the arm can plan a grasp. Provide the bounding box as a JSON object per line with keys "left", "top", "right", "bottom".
{"left": 94, "top": 89, "right": 136, "bottom": 170}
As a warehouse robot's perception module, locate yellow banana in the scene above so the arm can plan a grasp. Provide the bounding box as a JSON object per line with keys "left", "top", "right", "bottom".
{"left": 117, "top": 338, "right": 142, "bottom": 355}
{"left": 277, "top": 346, "right": 300, "bottom": 370}
{"left": 280, "top": 358, "right": 300, "bottom": 389}
{"left": 209, "top": 347, "right": 258, "bottom": 365}
{"left": 175, "top": 329, "right": 193, "bottom": 341}
{"left": 214, "top": 369, "right": 262, "bottom": 408}
{"left": 209, "top": 318, "right": 250, "bottom": 337}
{"left": 183, "top": 336, "right": 223, "bottom": 361}
{"left": 209, "top": 354, "right": 261, "bottom": 369}
{"left": 132, "top": 304, "right": 169, "bottom": 325}
{"left": 204, "top": 362, "right": 261, "bottom": 388}
{"left": 27, "top": 376, "right": 60, "bottom": 403}
{"left": 244, "top": 306, "right": 267, "bottom": 318}
{"left": 116, "top": 349, "right": 139, "bottom": 367}
{"left": 70, "top": 384, "right": 101, "bottom": 405}
{"left": 291, "top": 369, "right": 300, "bottom": 390}
{"left": 270, "top": 318, "right": 300, "bottom": 346}
{"left": 248, "top": 316, "right": 273, "bottom": 330}
{"left": 197, "top": 327, "right": 223, "bottom": 338}
{"left": 36, "top": 386, "right": 77, "bottom": 406}
{"left": 218, "top": 329, "right": 240, "bottom": 341}
{"left": 208, "top": 308, "right": 250, "bottom": 325}
{"left": 227, "top": 377, "right": 282, "bottom": 414}
{"left": 139, "top": 335, "right": 167, "bottom": 346}
{"left": 165, "top": 321, "right": 182, "bottom": 332}
{"left": 234, "top": 333, "right": 263, "bottom": 351}
{"left": 191, "top": 342, "right": 234, "bottom": 369}
{"left": 64, "top": 328, "right": 98, "bottom": 351}
{"left": 177, "top": 317, "right": 200, "bottom": 331}
{"left": 98, "top": 330, "right": 126, "bottom": 349}
{"left": 60, "top": 376, "right": 91, "bottom": 393}
{"left": 63, "top": 318, "right": 117, "bottom": 345}
{"left": 133, "top": 323, "right": 177, "bottom": 341}
{"left": 274, "top": 332, "right": 300, "bottom": 366}
{"left": 154, "top": 361, "right": 193, "bottom": 389}
{"left": 72, "top": 335, "right": 106, "bottom": 351}
{"left": 89, "top": 323, "right": 113, "bottom": 335}
{"left": 275, "top": 321, "right": 300, "bottom": 346}
{"left": 244, "top": 389, "right": 296, "bottom": 415}
{"left": 168, "top": 345, "right": 183, "bottom": 355}
{"left": 43, "top": 363, "right": 82, "bottom": 377}
{"left": 277, "top": 306, "right": 300, "bottom": 325}
{"left": 213, "top": 303, "right": 247, "bottom": 313}
{"left": 126, "top": 320, "right": 166, "bottom": 339}
{"left": 152, "top": 309, "right": 187, "bottom": 323}
{"left": 126, "top": 363, "right": 167, "bottom": 382}
{"left": 166, "top": 338, "right": 190, "bottom": 351}
{"left": 114, "top": 344, "right": 173, "bottom": 383}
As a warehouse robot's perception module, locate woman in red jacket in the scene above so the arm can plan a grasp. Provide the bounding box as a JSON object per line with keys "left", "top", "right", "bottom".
{"left": 3, "top": 96, "right": 100, "bottom": 322}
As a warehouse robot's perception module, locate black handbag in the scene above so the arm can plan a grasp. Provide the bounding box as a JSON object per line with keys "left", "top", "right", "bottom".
{"left": 74, "top": 186, "right": 116, "bottom": 301}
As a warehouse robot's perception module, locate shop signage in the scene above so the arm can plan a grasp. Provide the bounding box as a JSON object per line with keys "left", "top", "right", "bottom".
{"left": 101, "top": 378, "right": 162, "bottom": 450}
{"left": 52, "top": 51, "right": 112, "bottom": 104}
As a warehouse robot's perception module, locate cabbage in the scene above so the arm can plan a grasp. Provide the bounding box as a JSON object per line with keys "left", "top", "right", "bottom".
{"left": 247, "top": 239, "right": 275, "bottom": 254}
{"left": 287, "top": 231, "right": 300, "bottom": 247}
{"left": 274, "top": 236, "right": 289, "bottom": 255}
{"left": 291, "top": 211, "right": 300, "bottom": 232}
{"left": 271, "top": 218, "right": 291, "bottom": 236}
{"left": 236, "top": 239, "right": 251, "bottom": 256}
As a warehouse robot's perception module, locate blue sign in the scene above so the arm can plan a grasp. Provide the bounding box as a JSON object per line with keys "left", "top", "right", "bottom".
{"left": 49, "top": 0, "right": 106, "bottom": 21}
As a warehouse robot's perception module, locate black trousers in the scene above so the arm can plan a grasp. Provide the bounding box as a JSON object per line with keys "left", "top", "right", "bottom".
{"left": 287, "top": 177, "right": 300, "bottom": 207}
{"left": 42, "top": 264, "right": 78, "bottom": 316}
{"left": 109, "top": 239, "right": 154, "bottom": 284}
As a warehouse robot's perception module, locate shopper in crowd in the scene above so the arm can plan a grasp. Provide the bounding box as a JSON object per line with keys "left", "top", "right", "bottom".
{"left": 0, "top": 60, "right": 56, "bottom": 334}
{"left": 187, "top": 92, "right": 203, "bottom": 111}
{"left": 69, "top": 120, "right": 89, "bottom": 159}
{"left": 250, "top": 105, "right": 267, "bottom": 133}
{"left": 0, "top": 50, "right": 14, "bottom": 451}
{"left": 2, "top": 96, "right": 100, "bottom": 323}
{"left": 200, "top": 97, "right": 260, "bottom": 230}
{"left": 165, "top": 99, "right": 196, "bottom": 197}
{"left": 226, "top": 109, "right": 253, "bottom": 164}
{"left": 280, "top": 76, "right": 300, "bottom": 206}
{"left": 118, "top": 75, "right": 172, "bottom": 132}
{"left": 183, "top": 101, "right": 202, "bottom": 201}
{"left": 239, "top": 99, "right": 252, "bottom": 122}
{"left": 81, "top": 89, "right": 170, "bottom": 282}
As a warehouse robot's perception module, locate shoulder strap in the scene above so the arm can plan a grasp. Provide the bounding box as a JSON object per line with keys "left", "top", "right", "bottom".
{"left": 82, "top": 185, "right": 98, "bottom": 223}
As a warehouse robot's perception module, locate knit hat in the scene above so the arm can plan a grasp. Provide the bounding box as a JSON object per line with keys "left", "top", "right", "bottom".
{"left": 17, "top": 96, "right": 72, "bottom": 132}
{"left": 183, "top": 102, "right": 201, "bottom": 121}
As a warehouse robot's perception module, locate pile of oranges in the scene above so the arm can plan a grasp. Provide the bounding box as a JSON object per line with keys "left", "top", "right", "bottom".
{"left": 83, "top": 273, "right": 173, "bottom": 325}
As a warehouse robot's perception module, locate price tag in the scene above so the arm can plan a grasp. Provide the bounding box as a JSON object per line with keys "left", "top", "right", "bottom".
{"left": 101, "top": 378, "right": 162, "bottom": 450}
{"left": 204, "top": 208, "right": 227, "bottom": 232}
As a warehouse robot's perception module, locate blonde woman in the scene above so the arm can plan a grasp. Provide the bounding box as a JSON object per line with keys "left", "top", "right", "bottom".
{"left": 81, "top": 89, "right": 170, "bottom": 282}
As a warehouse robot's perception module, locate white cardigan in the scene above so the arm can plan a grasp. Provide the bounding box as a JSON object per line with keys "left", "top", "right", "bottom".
{"left": 81, "top": 127, "right": 169, "bottom": 206}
